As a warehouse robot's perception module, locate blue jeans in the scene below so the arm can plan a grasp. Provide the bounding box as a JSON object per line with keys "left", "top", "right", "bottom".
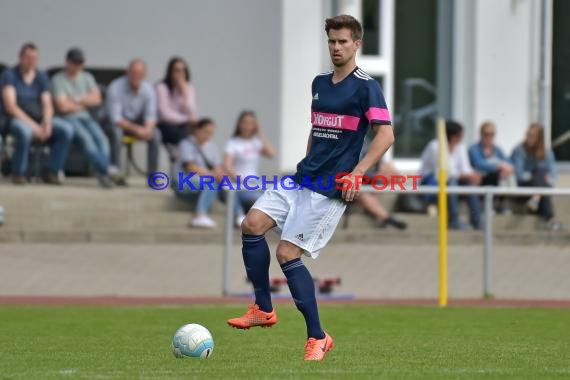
{"left": 448, "top": 178, "right": 481, "bottom": 228}
{"left": 9, "top": 117, "right": 74, "bottom": 176}
{"left": 173, "top": 177, "right": 245, "bottom": 215}
{"left": 66, "top": 116, "right": 110, "bottom": 175}
{"left": 421, "top": 174, "right": 481, "bottom": 228}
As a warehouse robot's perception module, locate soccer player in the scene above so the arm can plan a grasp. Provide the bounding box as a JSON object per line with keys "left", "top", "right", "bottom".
{"left": 227, "top": 15, "right": 395, "bottom": 361}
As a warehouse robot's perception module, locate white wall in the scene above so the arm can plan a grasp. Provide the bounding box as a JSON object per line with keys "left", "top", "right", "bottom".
{"left": 454, "top": 0, "right": 543, "bottom": 155}
{"left": 279, "top": 0, "right": 325, "bottom": 173}
{"left": 0, "top": 0, "right": 282, "bottom": 175}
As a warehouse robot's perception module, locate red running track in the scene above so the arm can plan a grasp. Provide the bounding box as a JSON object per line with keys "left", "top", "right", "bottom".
{"left": 0, "top": 296, "right": 569, "bottom": 308}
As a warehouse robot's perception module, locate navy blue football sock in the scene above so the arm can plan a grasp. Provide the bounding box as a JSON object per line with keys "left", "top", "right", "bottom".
{"left": 242, "top": 234, "right": 273, "bottom": 313}
{"left": 281, "top": 258, "right": 325, "bottom": 339}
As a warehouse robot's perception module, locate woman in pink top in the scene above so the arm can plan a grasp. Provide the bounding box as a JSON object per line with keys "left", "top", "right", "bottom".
{"left": 156, "top": 57, "right": 198, "bottom": 147}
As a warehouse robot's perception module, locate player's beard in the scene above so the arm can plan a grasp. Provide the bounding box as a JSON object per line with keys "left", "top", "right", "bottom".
{"left": 331, "top": 52, "right": 356, "bottom": 68}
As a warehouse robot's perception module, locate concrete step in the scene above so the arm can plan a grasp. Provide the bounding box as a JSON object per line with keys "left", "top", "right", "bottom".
{"left": 0, "top": 186, "right": 193, "bottom": 213}
{"left": 2, "top": 206, "right": 552, "bottom": 232}
{"left": 1, "top": 176, "right": 569, "bottom": 245}
{"left": 1, "top": 225, "right": 569, "bottom": 245}
{"left": 2, "top": 177, "right": 570, "bottom": 215}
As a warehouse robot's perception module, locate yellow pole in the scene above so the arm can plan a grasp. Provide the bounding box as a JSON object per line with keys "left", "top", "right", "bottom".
{"left": 436, "top": 118, "right": 448, "bottom": 307}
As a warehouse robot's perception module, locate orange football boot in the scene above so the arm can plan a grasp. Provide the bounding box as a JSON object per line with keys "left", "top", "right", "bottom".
{"left": 303, "top": 331, "right": 334, "bottom": 361}
{"left": 227, "top": 304, "right": 278, "bottom": 329}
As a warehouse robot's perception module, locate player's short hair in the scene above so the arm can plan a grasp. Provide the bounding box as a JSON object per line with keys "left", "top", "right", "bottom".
{"left": 325, "top": 15, "right": 363, "bottom": 41}
{"left": 19, "top": 42, "right": 38, "bottom": 56}
{"left": 445, "top": 120, "right": 464, "bottom": 141}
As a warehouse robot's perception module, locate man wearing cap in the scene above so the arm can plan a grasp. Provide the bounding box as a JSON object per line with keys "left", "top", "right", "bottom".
{"left": 52, "top": 48, "right": 125, "bottom": 188}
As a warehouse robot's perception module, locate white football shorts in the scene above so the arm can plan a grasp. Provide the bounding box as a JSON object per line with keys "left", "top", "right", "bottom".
{"left": 250, "top": 178, "right": 346, "bottom": 259}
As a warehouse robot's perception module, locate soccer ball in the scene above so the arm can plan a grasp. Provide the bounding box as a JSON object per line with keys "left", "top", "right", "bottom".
{"left": 171, "top": 324, "right": 214, "bottom": 359}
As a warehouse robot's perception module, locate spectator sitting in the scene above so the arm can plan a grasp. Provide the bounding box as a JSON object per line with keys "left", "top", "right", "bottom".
{"left": 156, "top": 57, "right": 198, "bottom": 159}
{"left": 106, "top": 59, "right": 160, "bottom": 174}
{"left": 511, "top": 123, "right": 562, "bottom": 230}
{"left": 468, "top": 121, "right": 514, "bottom": 214}
{"left": 223, "top": 110, "right": 276, "bottom": 227}
{"left": 0, "top": 42, "right": 73, "bottom": 185}
{"left": 356, "top": 129, "right": 407, "bottom": 229}
{"left": 51, "top": 48, "right": 125, "bottom": 188}
{"left": 174, "top": 118, "right": 232, "bottom": 228}
{"left": 419, "top": 120, "right": 482, "bottom": 230}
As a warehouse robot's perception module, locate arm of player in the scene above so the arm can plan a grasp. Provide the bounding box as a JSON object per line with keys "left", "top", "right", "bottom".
{"left": 305, "top": 133, "right": 312, "bottom": 156}
{"left": 354, "top": 124, "right": 394, "bottom": 175}
{"left": 339, "top": 124, "right": 394, "bottom": 202}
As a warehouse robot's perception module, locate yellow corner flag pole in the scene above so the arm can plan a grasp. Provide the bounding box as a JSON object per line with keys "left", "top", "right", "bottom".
{"left": 436, "top": 118, "right": 448, "bottom": 307}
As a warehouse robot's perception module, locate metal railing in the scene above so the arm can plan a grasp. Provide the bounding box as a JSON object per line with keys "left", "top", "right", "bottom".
{"left": 223, "top": 185, "right": 570, "bottom": 298}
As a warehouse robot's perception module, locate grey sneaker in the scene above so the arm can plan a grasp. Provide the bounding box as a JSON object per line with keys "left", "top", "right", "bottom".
{"left": 526, "top": 197, "right": 539, "bottom": 212}
{"left": 110, "top": 173, "right": 128, "bottom": 187}
{"left": 449, "top": 220, "right": 471, "bottom": 230}
{"left": 548, "top": 221, "right": 564, "bottom": 231}
{"left": 97, "top": 175, "right": 114, "bottom": 189}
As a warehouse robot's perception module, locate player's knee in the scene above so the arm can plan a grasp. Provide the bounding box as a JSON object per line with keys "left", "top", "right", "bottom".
{"left": 241, "top": 216, "right": 259, "bottom": 235}
{"left": 276, "top": 242, "right": 302, "bottom": 265}
{"left": 241, "top": 213, "right": 267, "bottom": 235}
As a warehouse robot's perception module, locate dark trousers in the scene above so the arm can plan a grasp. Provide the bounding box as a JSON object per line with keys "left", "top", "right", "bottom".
{"left": 109, "top": 123, "right": 161, "bottom": 174}
{"left": 157, "top": 122, "right": 188, "bottom": 146}
{"left": 449, "top": 178, "right": 482, "bottom": 228}
{"left": 421, "top": 174, "right": 482, "bottom": 228}
{"left": 518, "top": 168, "right": 554, "bottom": 220}
{"left": 482, "top": 171, "right": 508, "bottom": 210}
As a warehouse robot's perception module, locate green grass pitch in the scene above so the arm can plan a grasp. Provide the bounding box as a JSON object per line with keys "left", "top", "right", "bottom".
{"left": 0, "top": 304, "right": 569, "bottom": 379}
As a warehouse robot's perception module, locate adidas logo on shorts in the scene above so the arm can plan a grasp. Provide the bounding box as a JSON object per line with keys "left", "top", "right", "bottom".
{"left": 295, "top": 233, "right": 304, "bottom": 241}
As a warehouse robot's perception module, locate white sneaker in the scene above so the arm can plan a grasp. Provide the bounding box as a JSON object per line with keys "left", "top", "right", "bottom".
{"left": 235, "top": 214, "right": 246, "bottom": 228}
{"left": 107, "top": 165, "right": 121, "bottom": 176}
{"left": 190, "top": 215, "right": 217, "bottom": 228}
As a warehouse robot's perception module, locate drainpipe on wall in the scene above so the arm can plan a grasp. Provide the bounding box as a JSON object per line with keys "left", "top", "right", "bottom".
{"left": 538, "top": 0, "right": 553, "bottom": 147}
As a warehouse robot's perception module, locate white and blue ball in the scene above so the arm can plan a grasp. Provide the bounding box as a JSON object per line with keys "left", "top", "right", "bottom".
{"left": 171, "top": 324, "right": 214, "bottom": 359}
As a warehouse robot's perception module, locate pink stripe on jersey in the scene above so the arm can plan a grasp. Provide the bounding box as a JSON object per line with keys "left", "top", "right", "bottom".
{"left": 311, "top": 111, "right": 360, "bottom": 131}
{"left": 365, "top": 107, "right": 391, "bottom": 122}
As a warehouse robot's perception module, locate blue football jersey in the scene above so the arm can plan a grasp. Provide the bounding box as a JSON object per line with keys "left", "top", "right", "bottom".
{"left": 293, "top": 67, "right": 392, "bottom": 199}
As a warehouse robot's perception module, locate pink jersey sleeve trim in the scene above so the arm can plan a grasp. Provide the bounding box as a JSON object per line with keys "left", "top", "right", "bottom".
{"left": 365, "top": 107, "right": 391, "bottom": 122}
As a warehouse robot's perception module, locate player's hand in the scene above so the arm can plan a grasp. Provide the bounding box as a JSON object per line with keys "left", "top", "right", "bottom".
{"left": 335, "top": 172, "right": 361, "bottom": 202}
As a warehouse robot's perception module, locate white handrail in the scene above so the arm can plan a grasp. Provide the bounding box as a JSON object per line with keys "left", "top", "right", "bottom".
{"left": 357, "top": 185, "right": 570, "bottom": 196}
